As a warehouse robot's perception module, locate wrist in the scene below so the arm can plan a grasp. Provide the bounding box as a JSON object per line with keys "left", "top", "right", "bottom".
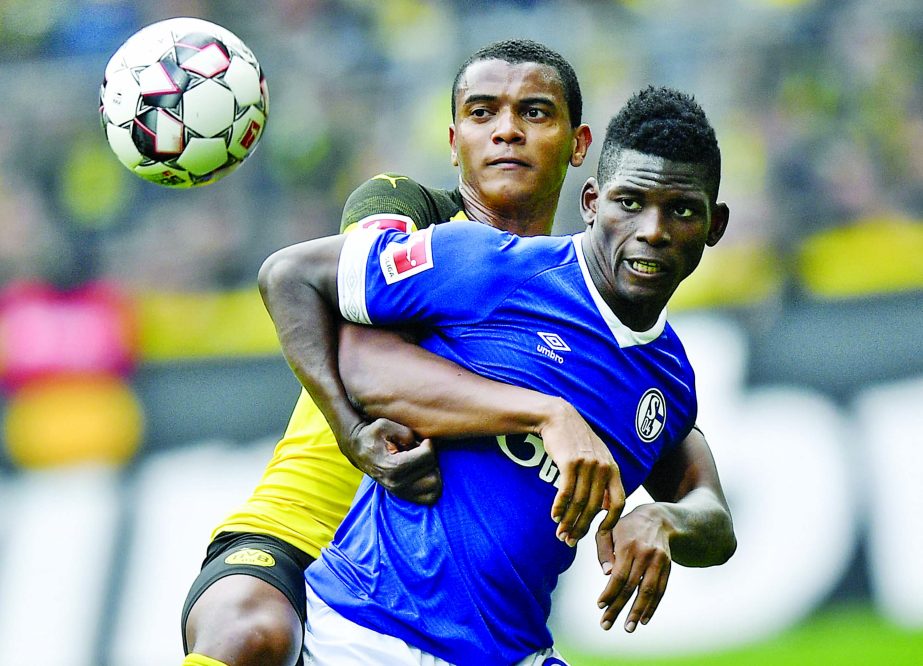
{"left": 324, "top": 405, "right": 366, "bottom": 452}
{"left": 535, "top": 396, "right": 578, "bottom": 436}
{"left": 631, "top": 502, "right": 677, "bottom": 542}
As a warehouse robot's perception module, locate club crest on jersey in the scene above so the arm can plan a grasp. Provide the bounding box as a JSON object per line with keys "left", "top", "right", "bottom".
{"left": 357, "top": 213, "right": 417, "bottom": 233}
{"left": 636, "top": 388, "right": 666, "bottom": 442}
{"left": 380, "top": 226, "right": 434, "bottom": 284}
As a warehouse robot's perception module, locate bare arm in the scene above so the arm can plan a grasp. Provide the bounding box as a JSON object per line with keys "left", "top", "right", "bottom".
{"left": 342, "top": 324, "right": 571, "bottom": 438}
{"left": 595, "top": 426, "right": 736, "bottom": 632}
{"left": 339, "top": 323, "right": 625, "bottom": 545}
{"left": 262, "top": 235, "right": 624, "bottom": 541}
{"left": 259, "top": 237, "right": 441, "bottom": 503}
{"left": 639, "top": 426, "right": 736, "bottom": 566}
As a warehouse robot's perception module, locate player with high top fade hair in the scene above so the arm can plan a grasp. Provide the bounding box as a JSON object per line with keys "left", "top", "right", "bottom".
{"left": 260, "top": 84, "right": 736, "bottom": 665}
{"left": 597, "top": 85, "right": 722, "bottom": 200}
{"left": 181, "top": 39, "right": 735, "bottom": 666}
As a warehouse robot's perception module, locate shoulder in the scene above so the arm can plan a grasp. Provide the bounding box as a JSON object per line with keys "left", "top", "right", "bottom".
{"left": 341, "top": 174, "right": 463, "bottom": 233}
{"left": 430, "top": 223, "right": 577, "bottom": 282}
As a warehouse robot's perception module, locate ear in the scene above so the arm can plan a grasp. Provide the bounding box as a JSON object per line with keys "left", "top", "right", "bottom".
{"left": 570, "top": 124, "right": 592, "bottom": 167}
{"left": 449, "top": 124, "right": 459, "bottom": 167}
{"left": 580, "top": 177, "right": 599, "bottom": 227}
{"left": 706, "top": 202, "right": 729, "bottom": 247}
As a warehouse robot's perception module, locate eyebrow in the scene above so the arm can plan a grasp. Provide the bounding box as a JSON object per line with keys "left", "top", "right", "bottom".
{"left": 610, "top": 184, "right": 709, "bottom": 203}
{"left": 461, "top": 94, "right": 558, "bottom": 108}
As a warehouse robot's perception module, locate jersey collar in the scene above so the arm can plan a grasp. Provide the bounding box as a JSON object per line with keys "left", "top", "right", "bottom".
{"left": 572, "top": 233, "right": 667, "bottom": 348}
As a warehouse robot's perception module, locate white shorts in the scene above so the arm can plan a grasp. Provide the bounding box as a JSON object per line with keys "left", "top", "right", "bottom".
{"left": 303, "top": 583, "right": 569, "bottom": 666}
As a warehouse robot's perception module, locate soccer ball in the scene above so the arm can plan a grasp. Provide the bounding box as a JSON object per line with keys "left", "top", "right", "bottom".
{"left": 99, "top": 17, "right": 268, "bottom": 188}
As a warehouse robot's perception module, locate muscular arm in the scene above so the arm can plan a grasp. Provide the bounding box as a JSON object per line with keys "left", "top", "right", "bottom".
{"left": 340, "top": 324, "right": 626, "bottom": 544}
{"left": 639, "top": 426, "right": 736, "bottom": 566}
{"left": 341, "top": 324, "right": 568, "bottom": 439}
{"left": 260, "top": 235, "right": 623, "bottom": 540}
{"left": 259, "top": 236, "right": 442, "bottom": 503}
{"left": 260, "top": 236, "right": 351, "bottom": 442}
{"left": 595, "top": 426, "right": 736, "bottom": 632}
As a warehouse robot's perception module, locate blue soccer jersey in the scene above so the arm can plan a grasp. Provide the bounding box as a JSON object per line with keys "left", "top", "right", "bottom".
{"left": 307, "top": 220, "right": 698, "bottom": 664}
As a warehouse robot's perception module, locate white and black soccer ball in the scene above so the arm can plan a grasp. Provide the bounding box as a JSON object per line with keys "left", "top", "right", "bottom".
{"left": 99, "top": 17, "right": 269, "bottom": 188}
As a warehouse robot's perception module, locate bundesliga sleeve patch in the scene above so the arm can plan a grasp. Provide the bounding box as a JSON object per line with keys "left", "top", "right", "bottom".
{"left": 379, "top": 226, "right": 434, "bottom": 284}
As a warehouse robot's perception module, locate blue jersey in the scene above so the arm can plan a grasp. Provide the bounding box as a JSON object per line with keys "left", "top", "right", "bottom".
{"left": 308, "top": 221, "right": 698, "bottom": 664}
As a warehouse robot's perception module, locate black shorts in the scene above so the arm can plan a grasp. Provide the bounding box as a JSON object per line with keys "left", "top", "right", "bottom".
{"left": 180, "top": 531, "right": 315, "bottom": 654}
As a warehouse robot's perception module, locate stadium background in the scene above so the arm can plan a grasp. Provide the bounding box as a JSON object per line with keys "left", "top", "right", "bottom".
{"left": 1, "top": 0, "right": 922, "bottom": 664}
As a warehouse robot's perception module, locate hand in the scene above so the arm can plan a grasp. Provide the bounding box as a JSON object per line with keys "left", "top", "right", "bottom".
{"left": 539, "top": 400, "right": 625, "bottom": 546}
{"left": 595, "top": 504, "right": 672, "bottom": 632}
{"left": 348, "top": 418, "right": 442, "bottom": 505}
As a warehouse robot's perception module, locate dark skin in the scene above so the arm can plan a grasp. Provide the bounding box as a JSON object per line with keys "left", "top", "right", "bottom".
{"left": 450, "top": 59, "right": 590, "bottom": 236}
{"left": 259, "top": 151, "right": 736, "bottom": 635}
{"left": 580, "top": 150, "right": 734, "bottom": 630}
{"left": 579, "top": 150, "right": 729, "bottom": 330}
{"left": 183, "top": 58, "right": 604, "bottom": 666}
{"left": 289, "top": 59, "right": 621, "bottom": 542}
{"left": 188, "top": 64, "right": 730, "bottom": 666}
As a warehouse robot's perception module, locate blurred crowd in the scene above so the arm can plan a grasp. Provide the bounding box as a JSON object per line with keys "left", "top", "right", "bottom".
{"left": 0, "top": 0, "right": 921, "bottom": 298}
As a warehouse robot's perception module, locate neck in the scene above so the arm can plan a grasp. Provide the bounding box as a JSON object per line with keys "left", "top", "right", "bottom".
{"left": 580, "top": 236, "right": 666, "bottom": 332}
{"left": 459, "top": 182, "right": 558, "bottom": 237}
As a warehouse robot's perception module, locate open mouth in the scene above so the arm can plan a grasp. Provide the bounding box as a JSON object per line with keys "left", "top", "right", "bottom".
{"left": 629, "top": 259, "right": 664, "bottom": 275}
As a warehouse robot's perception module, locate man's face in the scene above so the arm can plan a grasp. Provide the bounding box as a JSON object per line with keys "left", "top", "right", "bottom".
{"left": 581, "top": 149, "right": 728, "bottom": 322}
{"left": 450, "top": 59, "right": 586, "bottom": 211}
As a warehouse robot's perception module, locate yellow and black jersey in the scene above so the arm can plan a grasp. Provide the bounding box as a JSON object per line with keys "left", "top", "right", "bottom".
{"left": 341, "top": 172, "right": 467, "bottom": 234}
{"left": 212, "top": 174, "right": 469, "bottom": 559}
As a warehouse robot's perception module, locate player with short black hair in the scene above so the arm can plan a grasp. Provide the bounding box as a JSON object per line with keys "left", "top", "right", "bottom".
{"left": 259, "top": 85, "right": 737, "bottom": 665}
{"left": 180, "top": 39, "right": 615, "bottom": 666}
{"left": 597, "top": 85, "right": 721, "bottom": 201}
{"left": 450, "top": 38, "right": 583, "bottom": 127}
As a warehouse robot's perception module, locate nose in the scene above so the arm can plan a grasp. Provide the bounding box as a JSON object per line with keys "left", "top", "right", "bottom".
{"left": 492, "top": 108, "right": 524, "bottom": 144}
{"left": 636, "top": 208, "right": 671, "bottom": 246}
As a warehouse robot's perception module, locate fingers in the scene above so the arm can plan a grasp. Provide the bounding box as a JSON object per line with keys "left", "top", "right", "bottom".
{"left": 595, "top": 527, "right": 615, "bottom": 574}
{"left": 388, "top": 471, "right": 442, "bottom": 505}
{"left": 597, "top": 471, "right": 626, "bottom": 533}
{"left": 628, "top": 564, "right": 669, "bottom": 631}
{"left": 553, "top": 459, "right": 625, "bottom": 547}
{"left": 553, "top": 462, "right": 589, "bottom": 544}
{"left": 597, "top": 549, "right": 671, "bottom": 632}
{"left": 557, "top": 466, "right": 607, "bottom": 545}
{"left": 597, "top": 556, "right": 644, "bottom": 631}
{"left": 374, "top": 419, "right": 420, "bottom": 453}
{"left": 357, "top": 421, "right": 443, "bottom": 505}
{"left": 550, "top": 465, "right": 577, "bottom": 545}
{"left": 383, "top": 439, "right": 443, "bottom": 505}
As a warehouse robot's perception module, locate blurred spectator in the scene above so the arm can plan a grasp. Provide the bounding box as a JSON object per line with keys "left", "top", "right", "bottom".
{"left": 0, "top": 0, "right": 919, "bottom": 299}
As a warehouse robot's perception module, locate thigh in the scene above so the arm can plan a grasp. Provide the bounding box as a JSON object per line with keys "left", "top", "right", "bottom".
{"left": 182, "top": 532, "right": 314, "bottom": 651}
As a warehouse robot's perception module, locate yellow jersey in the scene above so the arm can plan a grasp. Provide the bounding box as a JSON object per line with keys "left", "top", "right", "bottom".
{"left": 212, "top": 175, "right": 468, "bottom": 558}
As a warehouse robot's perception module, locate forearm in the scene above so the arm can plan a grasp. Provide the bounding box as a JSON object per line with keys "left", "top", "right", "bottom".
{"left": 630, "top": 489, "right": 736, "bottom": 567}
{"left": 339, "top": 323, "right": 567, "bottom": 439}
{"left": 259, "top": 239, "right": 365, "bottom": 457}
{"left": 640, "top": 428, "right": 737, "bottom": 567}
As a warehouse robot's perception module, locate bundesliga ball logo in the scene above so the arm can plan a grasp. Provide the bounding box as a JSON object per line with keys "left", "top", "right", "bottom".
{"left": 99, "top": 17, "right": 268, "bottom": 188}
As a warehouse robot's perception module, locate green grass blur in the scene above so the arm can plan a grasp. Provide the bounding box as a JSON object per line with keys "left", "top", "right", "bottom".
{"left": 563, "top": 604, "right": 923, "bottom": 666}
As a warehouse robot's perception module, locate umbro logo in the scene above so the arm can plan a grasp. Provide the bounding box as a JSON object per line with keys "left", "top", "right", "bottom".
{"left": 537, "top": 331, "right": 570, "bottom": 351}
{"left": 536, "top": 331, "right": 569, "bottom": 364}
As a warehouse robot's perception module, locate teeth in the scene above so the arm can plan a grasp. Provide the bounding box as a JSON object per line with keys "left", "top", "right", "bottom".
{"left": 631, "top": 260, "right": 660, "bottom": 274}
